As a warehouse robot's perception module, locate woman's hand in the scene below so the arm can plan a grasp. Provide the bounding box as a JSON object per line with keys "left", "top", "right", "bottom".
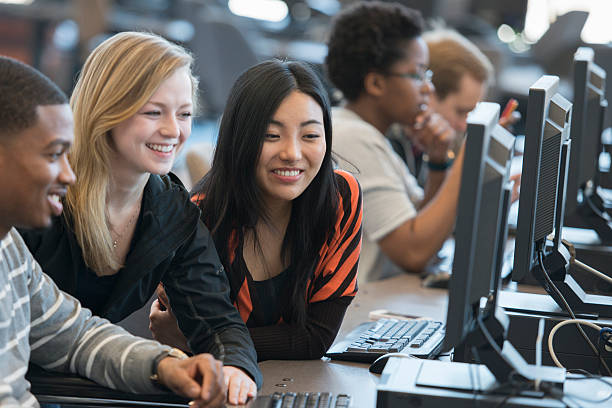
{"left": 149, "top": 285, "right": 191, "bottom": 352}
{"left": 223, "top": 366, "right": 257, "bottom": 405}
{"left": 407, "top": 110, "right": 458, "bottom": 164}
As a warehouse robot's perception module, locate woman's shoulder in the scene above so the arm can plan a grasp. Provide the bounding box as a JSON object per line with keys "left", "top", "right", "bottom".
{"left": 333, "top": 170, "right": 361, "bottom": 202}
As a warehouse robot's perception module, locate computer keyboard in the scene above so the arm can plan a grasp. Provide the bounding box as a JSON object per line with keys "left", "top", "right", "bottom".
{"left": 326, "top": 318, "right": 445, "bottom": 363}
{"left": 247, "top": 392, "right": 350, "bottom": 408}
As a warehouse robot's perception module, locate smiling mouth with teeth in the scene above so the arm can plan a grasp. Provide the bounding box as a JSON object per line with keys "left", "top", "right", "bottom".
{"left": 274, "top": 169, "right": 302, "bottom": 177}
{"left": 146, "top": 143, "right": 175, "bottom": 153}
{"left": 49, "top": 194, "right": 61, "bottom": 203}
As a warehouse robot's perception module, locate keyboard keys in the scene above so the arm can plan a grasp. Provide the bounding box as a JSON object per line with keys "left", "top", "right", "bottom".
{"left": 318, "top": 392, "right": 331, "bottom": 408}
{"left": 335, "top": 394, "right": 351, "bottom": 408}
{"left": 252, "top": 392, "right": 345, "bottom": 408}
{"left": 329, "top": 318, "right": 445, "bottom": 361}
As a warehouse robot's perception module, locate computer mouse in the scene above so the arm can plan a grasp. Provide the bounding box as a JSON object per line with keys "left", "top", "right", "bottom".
{"left": 368, "top": 353, "right": 415, "bottom": 374}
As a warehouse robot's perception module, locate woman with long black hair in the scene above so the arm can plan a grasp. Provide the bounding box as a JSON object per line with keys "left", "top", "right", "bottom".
{"left": 151, "top": 60, "right": 362, "bottom": 360}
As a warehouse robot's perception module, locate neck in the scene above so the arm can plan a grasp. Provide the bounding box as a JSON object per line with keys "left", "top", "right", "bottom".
{"left": 107, "top": 169, "right": 148, "bottom": 211}
{"left": 345, "top": 97, "right": 392, "bottom": 135}
{"left": 259, "top": 199, "right": 292, "bottom": 236}
{"left": 0, "top": 225, "right": 9, "bottom": 240}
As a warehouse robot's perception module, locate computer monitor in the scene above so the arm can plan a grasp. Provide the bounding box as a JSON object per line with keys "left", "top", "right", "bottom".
{"left": 445, "top": 102, "right": 513, "bottom": 353}
{"left": 444, "top": 101, "right": 565, "bottom": 389}
{"left": 565, "top": 47, "right": 610, "bottom": 242}
{"left": 512, "top": 75, "right": 612, "bottom": 317}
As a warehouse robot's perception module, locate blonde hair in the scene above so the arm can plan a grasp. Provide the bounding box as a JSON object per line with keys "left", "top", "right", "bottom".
{"left": 423, "top": 29, "right": 494, "bottom": 100}
{"left": 67, "top": 31, "right": 198, "bottom": 273}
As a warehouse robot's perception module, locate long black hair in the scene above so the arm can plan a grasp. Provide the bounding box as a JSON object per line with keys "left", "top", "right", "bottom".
{"left": 193, "top": 60, "right": 338, "bottom": 325}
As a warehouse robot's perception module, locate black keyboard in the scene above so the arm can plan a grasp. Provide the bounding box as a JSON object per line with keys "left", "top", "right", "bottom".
{"left": 326, "top": 318, "right": 445, "bottom": 363}
{"left": 247, "top": 392, "right": 350, "bottom": 408}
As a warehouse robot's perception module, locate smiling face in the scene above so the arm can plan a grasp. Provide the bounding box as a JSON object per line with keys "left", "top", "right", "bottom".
{"left": 0, "top": 104, "right": 76, "bottom": 236}
{"left": 255, "top": 90, "right": 326, "bottom": 209}
{"left": 109, "top": 66, "right": 193, "bottom": 177}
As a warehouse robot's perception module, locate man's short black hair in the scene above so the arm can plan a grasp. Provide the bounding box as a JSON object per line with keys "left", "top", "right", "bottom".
{"left": 0, "top": 56, "right": 68, "bottom": 138}
{"left": 325, "top": 1, "right": 424, "bottom": 101}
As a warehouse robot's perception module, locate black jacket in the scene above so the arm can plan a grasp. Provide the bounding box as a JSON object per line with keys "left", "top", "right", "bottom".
{"left": 19, "top": 173, "right": 262, "bottom": 387}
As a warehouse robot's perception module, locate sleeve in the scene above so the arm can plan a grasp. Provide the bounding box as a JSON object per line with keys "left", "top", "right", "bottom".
{"left": 249, "top": 297, "right": 353, "bottom": 360}
{"left": 24, "top": 244, "right": 171, "bottom": 394}
{"left": 333, "top": 122, "right": 422, "bottom": 242}
{"left": 309, "top": 170, "right": 362, "bottom": 303}
{"left": 248, "top": 171, "right": 363, "bottom": 361}
{"left": 161, "top": 220, "right": 262, "bottom": 388}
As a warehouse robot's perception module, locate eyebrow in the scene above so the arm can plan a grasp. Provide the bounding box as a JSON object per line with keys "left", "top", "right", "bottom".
{"left": 146, "top": 101, "right": 193, "bottom": 109}
{"left": 45, "top": 139, "right": 71, "bottom": 149}
{"left": 269, "top": 119, "right": 323, "bottom": 127}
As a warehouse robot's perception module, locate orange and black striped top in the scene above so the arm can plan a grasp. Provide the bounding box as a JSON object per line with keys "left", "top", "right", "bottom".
{"left": 192, "top": 170, "right": 362, "bottom": 360}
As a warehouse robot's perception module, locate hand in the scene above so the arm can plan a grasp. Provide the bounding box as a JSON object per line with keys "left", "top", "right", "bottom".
{"left": 157, "top": 353, "right": 226, "bottom": 408}
{"left": 149, "top": 286, "right": 191, "bottom": 352}
{"left": 499, "top": 111, "right": 521, "bottom": 132}
{"left": 223, "top": 366, "right": 257, "bottom": 405}
{"left": 406, "top": 110, "right": 457, "bottom": 164}
{"left": 510, "top": 173, "right": 521, "bottom": 203}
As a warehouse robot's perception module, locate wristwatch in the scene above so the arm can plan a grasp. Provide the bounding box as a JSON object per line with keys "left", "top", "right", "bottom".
{"left": 150, "top": 347, "right": 189, "bottom": 385}
{"left": 423, "top": 149, "right": 456, "bottom": 171}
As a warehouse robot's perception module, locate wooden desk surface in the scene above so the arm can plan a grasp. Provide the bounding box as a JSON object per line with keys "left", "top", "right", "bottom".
{"left": 257, "top": 274, "right": 447, "bottom": 407}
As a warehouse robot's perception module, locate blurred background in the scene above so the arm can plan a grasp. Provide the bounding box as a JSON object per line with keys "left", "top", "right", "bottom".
{"left": 1, "top": 0, "right": 611, "bottom": 185}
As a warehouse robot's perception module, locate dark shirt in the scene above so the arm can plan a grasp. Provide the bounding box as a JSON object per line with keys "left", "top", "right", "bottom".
{"left": 194, "top": 170, "right": 363, "bottom": 361}
{"left": 19, "top": 173, "right": 262, "bottom": 387}
{"left": 250, "top": 268, "right": 291, "bottom": 326}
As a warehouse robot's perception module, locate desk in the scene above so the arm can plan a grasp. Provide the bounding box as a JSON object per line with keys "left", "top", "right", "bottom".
{"left": 257, "top": 274, "right": 447, "bottom": 408}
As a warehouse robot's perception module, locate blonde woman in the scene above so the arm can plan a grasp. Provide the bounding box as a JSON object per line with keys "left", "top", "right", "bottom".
{"left": 19, "top": 31, "right": 260, "bottom": 403}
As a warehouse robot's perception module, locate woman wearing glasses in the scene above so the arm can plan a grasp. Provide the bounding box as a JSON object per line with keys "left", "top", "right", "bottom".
{"left": 326, "top": 1, "right": 465, "bottom": 283}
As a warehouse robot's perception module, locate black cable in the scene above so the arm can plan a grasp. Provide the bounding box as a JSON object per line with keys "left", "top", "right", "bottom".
{"left": 537, "top": 250, "right": 612, "bottom": 376}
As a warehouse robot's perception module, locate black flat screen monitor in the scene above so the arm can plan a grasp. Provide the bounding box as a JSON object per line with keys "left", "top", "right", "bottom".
{"left": 566, "top": 47, "right": 607, "bottom": 217}
{"left": 512, "top": 76, "right": 572, "bottom": 283}
{"left": 512, "top": 75, "right": 612, "bottom": 316}
{"left": 442, "top": 102, "right": 565, "bottom": 389}
{"left": 444, "top": 102, "right": 514, "bottom": 352}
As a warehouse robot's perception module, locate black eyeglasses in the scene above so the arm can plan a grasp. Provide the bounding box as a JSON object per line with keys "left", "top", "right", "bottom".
{"left": 386, "top": 69, "right": 433, "bottom": 84}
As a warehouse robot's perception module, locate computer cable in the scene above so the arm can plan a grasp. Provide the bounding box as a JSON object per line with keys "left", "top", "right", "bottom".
{"left": 537, "top": 250, "right": 612, "bottom": 376}
{"left": 600, "top": 327, "right": 612, "bottom": 351}
{"left": 572, "top": 258, "right": 612, "bottom": 284}
{"left": 534, "top": 318, "right": 545, "bottom": 391}
{"left": 548, "top": 318, "right": 603, "bottom": 368}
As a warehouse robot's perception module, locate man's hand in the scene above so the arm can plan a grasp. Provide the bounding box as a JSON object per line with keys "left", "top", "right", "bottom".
{"left": 510, "top": 173, "right": 521, "bottom": 203}
{"left": 224, "top": 366, "right": 257, "bottom": 405}
{"left": 499, "top": 111, "right": 521, "bottom": 132}
{"left": 406, "top": 109, "right": 457, "bottom": 164}
{"left": 157, "top": 353, "right": 226, "bottom": 408}
{"left": 149, "top": 285, "right": 190, "bottom": 352}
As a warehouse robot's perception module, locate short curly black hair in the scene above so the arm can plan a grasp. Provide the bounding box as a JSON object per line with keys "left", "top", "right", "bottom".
{"left": 325, "top": 1, "right": 424, "bottom": 101}
{"left": 0, "top": 56, "right": 67, "bottom": 138}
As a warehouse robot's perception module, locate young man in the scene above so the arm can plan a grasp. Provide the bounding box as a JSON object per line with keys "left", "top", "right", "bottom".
{"left": 326, "top": 1, "right": 464, "bottom": 283}
{"left": 0, "top": 56, "right": 225, "bottom": 407}
{"left": 425, "top": 29, "right": 494, "bottom": 135}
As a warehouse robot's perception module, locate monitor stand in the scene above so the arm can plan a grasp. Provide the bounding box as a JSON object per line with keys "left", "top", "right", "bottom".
{"left": 377, "top": 357, "right": 610, "bottom": 408}
{"left": 531, "top": 244, "right": 612, "bottom": 318}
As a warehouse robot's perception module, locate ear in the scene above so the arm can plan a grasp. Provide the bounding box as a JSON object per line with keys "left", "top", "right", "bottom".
{"left": 363, "top": 71, "right": 387, "bottom": 97}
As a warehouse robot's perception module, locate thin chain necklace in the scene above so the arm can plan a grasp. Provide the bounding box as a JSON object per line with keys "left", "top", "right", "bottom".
{"left": 110, "top": 200, "right": 141, "bottom": 249}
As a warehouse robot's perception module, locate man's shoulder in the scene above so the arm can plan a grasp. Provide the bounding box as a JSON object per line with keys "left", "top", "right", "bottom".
{"left": 332, "top": 107, "right": 381, "bottom": 141}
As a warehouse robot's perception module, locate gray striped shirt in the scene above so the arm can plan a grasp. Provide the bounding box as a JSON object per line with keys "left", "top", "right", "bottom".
{"left": 0, "top": 229, "right": 173, "bottom": 407}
